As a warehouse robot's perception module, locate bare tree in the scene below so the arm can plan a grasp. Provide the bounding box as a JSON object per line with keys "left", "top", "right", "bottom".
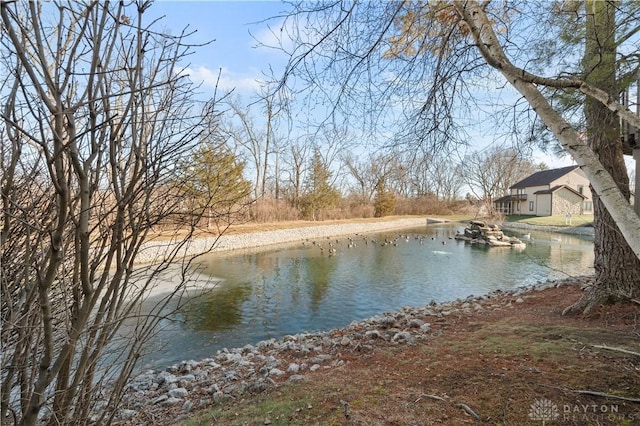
{"left": 430, "top": 158, "right": 464, "bottom": 203}
{"left": 275, "top": 0, "right": 640, "bottom": 313}
{"left": 0, "top": 2, "right": 232, "bottom": 424}
{"left": 223, "top": 85, "right": 285, "bottom": 199}
{"left": 462, "top": 146, "right": 539, "bottom": 213}
{"left": 343, "top": 152, "right": 395, "bottom": 202}
{"left": 223, "top": 97, "right": 265, "bottom": 199}
{"left": 281, "top": 136, "right": 311, "bottom": 209}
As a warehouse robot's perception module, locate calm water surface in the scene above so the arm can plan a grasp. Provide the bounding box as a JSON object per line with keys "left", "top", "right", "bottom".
{"left": 142, "top": 223, "right": 594, "bottom": 368}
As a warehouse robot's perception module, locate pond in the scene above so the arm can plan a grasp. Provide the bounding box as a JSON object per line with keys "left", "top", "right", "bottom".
{"left": 140, "top": 223, "right": 594, "bottom": 369}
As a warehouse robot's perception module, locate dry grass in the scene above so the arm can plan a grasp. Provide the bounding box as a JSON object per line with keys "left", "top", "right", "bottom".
{"left": 505, "top": 214, "right": 594, "bottom": 227}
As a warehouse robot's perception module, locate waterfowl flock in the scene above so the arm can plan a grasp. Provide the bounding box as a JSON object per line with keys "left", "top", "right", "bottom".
{"left": 303, "top": 231, "right": 464, "bottom": 257}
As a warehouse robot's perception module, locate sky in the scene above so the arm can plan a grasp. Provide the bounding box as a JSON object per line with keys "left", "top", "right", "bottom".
{"left": 146, "top": 1, "right": 634, "bottom": 173}
{"left": 148, "top": 1, "right": 289, "bottom": 96}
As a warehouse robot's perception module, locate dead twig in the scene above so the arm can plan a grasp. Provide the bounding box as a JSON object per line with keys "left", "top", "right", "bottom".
{"left": 539, "top": 383, "right": 640, "bottom": 403}
{"left": 570, "top": 390, "right": 640, "bottom": 403}
{"left": 456, "top": 402, "right": 481, "bottom": 420}
{"left": 414, "top": 394, "right": 481, "bottom": 420}
{"left": 417, "top": 393, "right": 447, "bottom": 403}
{"left": 339, "top": 399, "right": 350, "bottom": 419}
{"left": 592, "top": 344, "right": 640, "bottom": 357}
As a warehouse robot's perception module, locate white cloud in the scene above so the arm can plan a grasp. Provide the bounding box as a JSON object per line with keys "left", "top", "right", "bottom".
{"left": 181, "top": 66, "right": 265, "bottom": 94}
{"left": 250, "top": 17, "right": 295, "bottom": 53}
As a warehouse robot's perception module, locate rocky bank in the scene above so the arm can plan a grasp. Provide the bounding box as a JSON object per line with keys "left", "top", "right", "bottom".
{"left": 111, "top": 275, "right": 592, "bottom": 425}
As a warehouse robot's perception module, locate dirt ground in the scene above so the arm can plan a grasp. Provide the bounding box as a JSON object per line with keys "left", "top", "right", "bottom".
{"left": 172, "top": 281, "right": 639, "bottom": 426}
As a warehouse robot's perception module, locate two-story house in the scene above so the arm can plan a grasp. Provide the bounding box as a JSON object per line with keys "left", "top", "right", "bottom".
{"left": 494, "top": 165, "right": 593, "bottom": 216}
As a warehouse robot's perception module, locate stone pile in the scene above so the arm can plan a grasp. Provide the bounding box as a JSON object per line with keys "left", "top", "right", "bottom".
{"left": 107, "top": 275, "right": 592, "bottom": 425}
{"left": 454, "top": 220, "right": 526, "bottom": 247}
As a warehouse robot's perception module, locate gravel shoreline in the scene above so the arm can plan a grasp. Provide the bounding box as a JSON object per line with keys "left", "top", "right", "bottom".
{"left": 136, "top": 217, "right": 439, "bottom": 264}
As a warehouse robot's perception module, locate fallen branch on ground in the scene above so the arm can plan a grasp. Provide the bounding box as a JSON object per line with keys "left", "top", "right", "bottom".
{"left": 339, "top": 399, "right": 350, "bottom": 419}
{"left": 539, "top": 384, "right": 640, "bottom": 403}
{"left": 417, "top": 393, "right": 447, "bottom": 403}
{"left": 456, "top": 402, "right": 481, "bottom": 420}
{"left": 414, "top": 394, "right": 481, "bottom": 420}
{"left": 592, "top": 344, "right": 640, "bottom": 357}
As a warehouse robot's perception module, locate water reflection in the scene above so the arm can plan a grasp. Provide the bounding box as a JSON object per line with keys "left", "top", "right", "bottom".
{"left": 182, "top": 283, "right": 251, "bottom": 331}
{"left": 140, "top": 223, "right": 594, "bottom": 368}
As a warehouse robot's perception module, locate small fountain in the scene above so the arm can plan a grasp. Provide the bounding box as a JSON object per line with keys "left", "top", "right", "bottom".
{"left": 454, "top": 220, "right": 526, "bottom": 249}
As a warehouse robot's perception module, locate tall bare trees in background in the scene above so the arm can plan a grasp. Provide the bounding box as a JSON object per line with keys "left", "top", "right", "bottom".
{"left": 462, "top": 147, "right": 542, "bottom": 215}
{"left": 0, "top": 1, "right": 232, "bottom": 424}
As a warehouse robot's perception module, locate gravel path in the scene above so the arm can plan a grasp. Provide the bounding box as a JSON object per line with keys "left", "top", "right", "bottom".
{"left": 136, "top": 217, "right": 438, "bottom": 264}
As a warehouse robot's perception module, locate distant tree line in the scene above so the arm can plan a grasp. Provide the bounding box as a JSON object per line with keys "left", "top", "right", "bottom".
{"left": 180, "top": 98, "right": 543, "bottom": 224}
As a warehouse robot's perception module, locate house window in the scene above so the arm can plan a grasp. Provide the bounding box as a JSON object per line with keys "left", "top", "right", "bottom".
{"left": 577, "top": 185, "right": 584, "bottom": 194}
{"left": 584, "top": 201, "right": 592, "bottom": 211}
{"left": 529, "top": 201, "right": 534, "bottom": 211}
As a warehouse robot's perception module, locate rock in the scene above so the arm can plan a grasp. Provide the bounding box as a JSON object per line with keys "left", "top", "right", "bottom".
{"left": 263, "top": 356, "right": 279, "bottom": 368}
{"left": 212, "top": 391, "right": 230, "bottom": 403}
{"left": 180, "top": 374, "right": 196, "bottom": 382}
{"left": 269, "top": 368, "right": 284, "bottom": 377}
{"left": 168, "top": 387, "right": 188, "bottom": 398}
{"left": 118, "top": 409, "right": 137, "bottom": 420}
{"left": 247, "top": 381, "right": 269, "bottom": 394}
{"left": 287, "top": 363, "right": 300, "bottom": 373}
{"left": 409, "top": 319, "right": 425, "bottom": 328}
{"left": 309, "top": 354, "right": 331, "bottom": 364}
{"left": 162, "top": 397, "right": 182, "bottom": 406}
{"left": 419, "top": 323, "right": 431, "bottom": 332}
{"left": 365, "top": 330, "right": 382, "bottom": 339}
{"left": 157, "top": 372, "right": 178, "bottom": 386}
{"left": 206, "top": 361, "right": 221, "bottom": 369}
{"left": 102, "top": 267, "right": 597, "bottom": 426}
{"left": 392, "top": 331, "right": 414, "bottom": 344}
{"left": 181, "top": 400, "right": 193, "bottom": 412}
{"left": 152, "top": 395, "right": 168, "bottom": 404}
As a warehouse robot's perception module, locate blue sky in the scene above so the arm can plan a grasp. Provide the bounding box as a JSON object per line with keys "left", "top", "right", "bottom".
{"left": 144, "top": 1, "right": 636, "bottom": 171}
{"left": 148, "top": 1, "right": 290, "bottom": 96}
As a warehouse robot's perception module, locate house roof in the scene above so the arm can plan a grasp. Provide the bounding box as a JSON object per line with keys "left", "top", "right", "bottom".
{"left": 533, "top": 185, "right": 586, "bottom": 198}
{"left": 510, "top": 165, "right": 580, "bottom": 189}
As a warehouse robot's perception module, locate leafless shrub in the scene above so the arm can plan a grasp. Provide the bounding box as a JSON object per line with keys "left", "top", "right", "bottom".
{"left": 0, "top": 2, "right": 239, "bottom": 424}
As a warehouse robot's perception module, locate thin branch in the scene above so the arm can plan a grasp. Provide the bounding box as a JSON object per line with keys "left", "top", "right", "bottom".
{"left": 539, "top": 383, "right": 640, "bottom": 403}
{"left": 592, "top": 344, "right": 640, "bottom": 357}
